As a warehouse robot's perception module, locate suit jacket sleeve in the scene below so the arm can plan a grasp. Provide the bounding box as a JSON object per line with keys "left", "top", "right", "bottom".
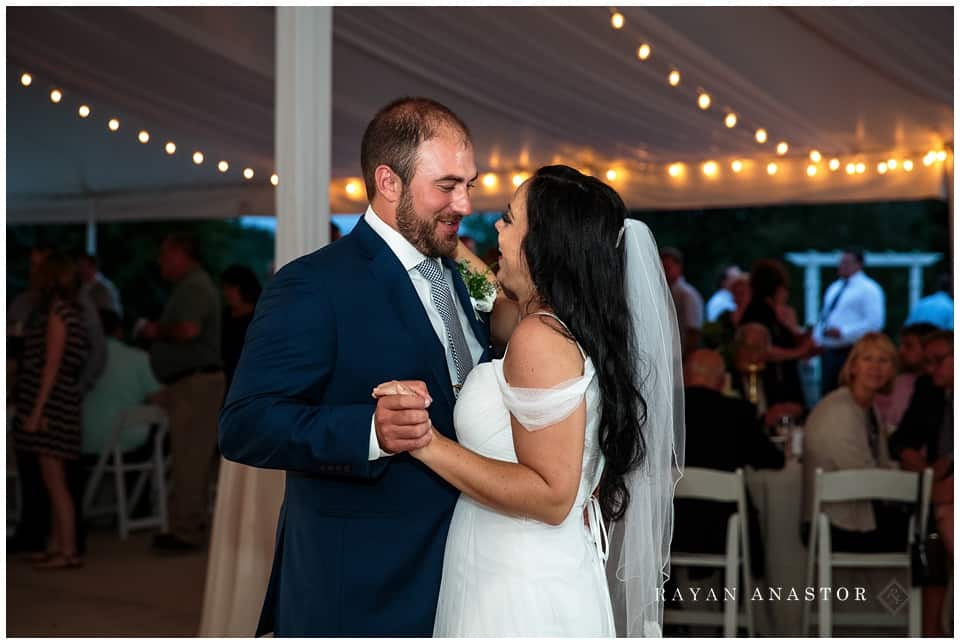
{"left": 219, "top": 260, "right": 387, "bottom": 479}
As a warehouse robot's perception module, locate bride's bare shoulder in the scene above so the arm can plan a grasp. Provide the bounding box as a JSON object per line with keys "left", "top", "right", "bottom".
{"left": 503, "top": 314, "right": 582, "bottom": 388}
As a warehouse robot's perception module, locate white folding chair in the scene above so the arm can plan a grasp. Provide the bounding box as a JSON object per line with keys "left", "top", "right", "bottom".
{"left": 801, "top": 467, "right": 933, "bottom": 636}
{"left": 665, "top": 466, "right": 755, "bottom": 637}
{"left": 82, "top": 405, "right": 170, "bottom": 539}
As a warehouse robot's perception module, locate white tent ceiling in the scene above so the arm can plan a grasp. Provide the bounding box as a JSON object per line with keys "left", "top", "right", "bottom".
{"left": 6, "top": 6, "right": 954, "bottom": 224}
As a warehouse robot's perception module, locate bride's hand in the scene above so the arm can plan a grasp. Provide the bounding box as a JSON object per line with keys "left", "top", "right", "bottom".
{"left": 371, "top": 380, "right": 433, "bottom": 406}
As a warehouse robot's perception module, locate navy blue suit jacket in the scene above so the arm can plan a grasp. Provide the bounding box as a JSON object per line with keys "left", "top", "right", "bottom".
{"left": 219, "top": 217, "right": 490, "bottom": 636}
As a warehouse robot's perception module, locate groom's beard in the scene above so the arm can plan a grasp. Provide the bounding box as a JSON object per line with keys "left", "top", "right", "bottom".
{"left": 396, "top": 188, "right": 458, "bottom": 258}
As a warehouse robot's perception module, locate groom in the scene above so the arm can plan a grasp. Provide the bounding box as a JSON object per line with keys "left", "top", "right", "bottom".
{"left": 219, "top": 97, "right": 489, "bottom": 636}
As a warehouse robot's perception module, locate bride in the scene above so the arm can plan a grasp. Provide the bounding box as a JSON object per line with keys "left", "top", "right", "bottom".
{"left": 374, "top": 165, "right": 684, "bottom": 637}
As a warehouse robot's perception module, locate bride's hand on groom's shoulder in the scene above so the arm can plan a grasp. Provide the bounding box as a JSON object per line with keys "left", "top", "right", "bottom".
{"left": 372, "top": 380, "right": 436, "bottom": 455}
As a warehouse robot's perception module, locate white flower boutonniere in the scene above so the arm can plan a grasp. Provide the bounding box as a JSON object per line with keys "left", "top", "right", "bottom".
{"left": 456, "top": 260, "right": 498, "bottom": 314}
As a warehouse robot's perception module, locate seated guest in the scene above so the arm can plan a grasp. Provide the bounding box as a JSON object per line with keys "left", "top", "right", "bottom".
{"left": 802, "top": 333, "right": 907, "bottom": 553}
{"left": 890, "top": 330, "right": 953, "bottom": 472}
{"left": 673, "top": 349, "right": 784, "bottom": 578}
{"left": 82, "top": 310, "right": 165, "bottom": 457}
{"left": 874, "top": 322, "right": 937, "bottom": 434}
{"left": 728, "top": 323, "right": 806, "bottom": 427}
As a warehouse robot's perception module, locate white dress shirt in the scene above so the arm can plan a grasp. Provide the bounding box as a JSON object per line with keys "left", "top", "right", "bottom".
{"left": 815, "top": 270, "right": 885, "bottom": 348}
{"left": 364, "top": 206, "right": 484, "bottom": 459}
{"left": 706, "top": 288, "right": 735, "bottom": 322}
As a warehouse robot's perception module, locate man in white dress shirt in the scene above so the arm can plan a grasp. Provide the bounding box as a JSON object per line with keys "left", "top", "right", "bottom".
{"left": 705, "top": 264, "right": 742, "bottom": 322}
{"left": 815, "top": 248, "right": 885, "bottom": 394}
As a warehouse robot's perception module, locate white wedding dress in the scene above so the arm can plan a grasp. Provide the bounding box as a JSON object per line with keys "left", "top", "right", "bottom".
{"left": 433, "top": 316, "right": 616, "bottom": 637}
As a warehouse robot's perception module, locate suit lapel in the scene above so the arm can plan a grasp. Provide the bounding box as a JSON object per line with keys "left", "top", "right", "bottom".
{"left": 353, "top": 218, "right": 456, "bottom": 410}
{"left": 443, "top": 256, "right": 492, "bottom": 363}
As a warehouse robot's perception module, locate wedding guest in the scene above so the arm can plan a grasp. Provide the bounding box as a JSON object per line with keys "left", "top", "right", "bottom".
{"left": 660, "top": 246, "right": 703, "bottom": 357}
{"left": 802, "top": 332, "right": 906, "bottom": 553}
{"left": 220, "top": 265, "right": 262, "bottom": 393}
{"left": 706, "top": 265, "right": 742, "bottom": 322}
{"left": 674, "top": 349, "right": 783, "bottom": 578}
{"left": 740, "top": 259, "right": 816, "bottom": 410}
{"left": 140, "top": 233, "right": 224, "bottom": 552}
{"left": 905, "top": 273, "right": 953, "bottom": 330}
{"left": 728, "top": 322, "right": 806, "bottom": 427}
{"left": 77, "top": 252, "right": 122, "bottom": 316}
{"left": 874, "top": 322, "right": 937, "bottom": 433}
{"left": 11, "top": 253, "right": 91, "bottom": 569}
{"left": 815, "top": 248, "right": 885, "bottom": 394}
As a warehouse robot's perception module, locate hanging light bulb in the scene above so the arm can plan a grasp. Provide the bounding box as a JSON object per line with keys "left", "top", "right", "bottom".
{"left": 137, "top": 130, "right": 150, "bottom": 144}
{"left": 887, "top": 158, "right": 898, "bottom": 170}
{"left": 108, "top": 118, "right": 120, "bottom": 132}
{"left": 702, "top": 161, "right": 718, "bottom": 177}
{"left": 667, "top": 162, "right": 684, "bottom": 177}
{"left": 481, "top": 173, "right": 498, "bottom": 189}
{"left": 829, "top": 158, "right": 840, "bottom": 171}
{"left": 936, "top": 150, "right": 947, "bottom": 162}
{"left": 217, "top": 161, "right": 229, "bottom": 173}
{"left": 806, "top": 165, "right": 817, "bottom": 177}
{"left": 49, "top": 89, "right": 63, "bottom": 104}
{"left": 77, "top": 105, "right": 91, "bottom": 118}
{"left": 809, "top": 150, "right": 822, "bottom": 163}
{"left": 270, "top": 173, "right": 279, "bottom": 186}
{"left": 766, "top": 162, "right": 778, "bottom": 175}
{"left": 243, "top": 168, "right": 255, "bottom": 180}
{"left": 776, "top": 141, "right": 789, "bottom": 156}
{"left": 165, "top": 142, "right": 177, "bottom": 155}
{"left": 345, "top": 179, "right": 362, "bottom": 196}
{"left": 20, "top": 72, "right": 32, "bottom": 87}
{"left": 610, "top": 11, "right": 624, "bottom": 29}
{"left": 755, "top": 128, "right": 768, "bottom": 144}
{"left": 697, "top": 92, "right": 711, "bottom": 110}
{"left": 855, "top": 162, "right": 866, "bottom": 174}
{"left": 923, "top": 152, "right": 936, "bottom": 166}
{"left": 903, "top": 160, "right": 914, "bottom": 172}
{"left": 877, "top": 162, "right": 888, "bottom": 174}
{"left": 193, "top": 151, "right": 204, "bottom": 165}
{"left": 668, "top": 70, "right": 681, "bottom": 87}
{"left": 845, "top": 162, "right": 856, "bottom": 175}
{"left": 606, "top": 169, "right": 618, "bottom": 181}
{"left": 724, "top": 113, "right": 737, "bottom": 128}
{"left": 731, "top": 159, "right": 743, "bottom": 173}
{"left": 512, "top": 172, "right": 529, "bottom": 187}
{"left": 637, "top": 43, "right": 651, "bottom": 60}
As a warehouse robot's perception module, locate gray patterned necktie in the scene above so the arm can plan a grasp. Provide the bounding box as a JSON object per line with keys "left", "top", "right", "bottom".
{"left": 416, "top": 259, "right": 473, "bottom": 387}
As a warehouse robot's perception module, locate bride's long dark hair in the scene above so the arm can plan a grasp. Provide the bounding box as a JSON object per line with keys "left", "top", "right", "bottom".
{"left": 522, "top": 165, "right": 646, "bottom": 521}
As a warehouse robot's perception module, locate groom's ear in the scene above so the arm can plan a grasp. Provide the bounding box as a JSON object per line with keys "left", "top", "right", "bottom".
{"left": 375, "top": 165, "right": 401, "bottom": 204}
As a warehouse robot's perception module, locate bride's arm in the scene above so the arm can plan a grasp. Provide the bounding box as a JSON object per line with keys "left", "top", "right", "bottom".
{"left": 451, "top": 239, "right": 518, "bottom": 350}
{"left": 412, "top": 317, "right": 586, "bottom": 525}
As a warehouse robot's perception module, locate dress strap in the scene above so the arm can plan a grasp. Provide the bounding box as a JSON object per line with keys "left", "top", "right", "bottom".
{"left": 528, "top": 311, "right": 587, "bottom": 361}
{"left": 586, "top": 495, "right": 609, "bottom": 564}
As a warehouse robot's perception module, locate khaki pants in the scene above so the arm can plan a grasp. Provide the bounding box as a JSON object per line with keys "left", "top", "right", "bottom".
{"left": 156, "top": 371, "right": 226, "bottom": 545}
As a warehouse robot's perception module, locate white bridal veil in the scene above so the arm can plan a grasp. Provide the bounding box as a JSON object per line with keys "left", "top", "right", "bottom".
{"left": 607, "top": 219, "right": 686, "bottom": 637}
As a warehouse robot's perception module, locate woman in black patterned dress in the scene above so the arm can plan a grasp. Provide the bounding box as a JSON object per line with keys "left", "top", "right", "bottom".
{"left": 13, "top": 252, "right": 91, "bottom": 569}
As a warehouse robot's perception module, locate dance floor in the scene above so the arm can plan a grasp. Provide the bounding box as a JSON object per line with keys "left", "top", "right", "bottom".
{"left": 6, "top": 530, "right": 207, "bottom": 636}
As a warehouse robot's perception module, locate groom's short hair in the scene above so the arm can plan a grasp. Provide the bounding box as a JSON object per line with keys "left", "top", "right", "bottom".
{"left": 360, "top": 97, "right": 471, "bottom": 201}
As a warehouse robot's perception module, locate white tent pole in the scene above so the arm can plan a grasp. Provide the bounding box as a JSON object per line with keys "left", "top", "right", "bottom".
{"left": 274, "top": 6, "right": 332, "bottom": 267}
{"left": 908, "top": 263, "right": 923, "bottom": 311}
{"left": 197, "top": 7, "right": 332, "bottom": 636}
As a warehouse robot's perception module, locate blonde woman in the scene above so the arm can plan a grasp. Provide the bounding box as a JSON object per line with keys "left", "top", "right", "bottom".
{"left": 802, "top": 332, "right": 908, "bottom": 553}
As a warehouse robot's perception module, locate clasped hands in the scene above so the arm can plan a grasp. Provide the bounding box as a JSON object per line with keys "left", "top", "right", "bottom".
{"left": 372, "top": 380, "right": 439, "bottom": 455}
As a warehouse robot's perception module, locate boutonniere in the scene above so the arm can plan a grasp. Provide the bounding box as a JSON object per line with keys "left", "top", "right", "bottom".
{"left": 456, "top": 260, "right": 498, "bottom": 315}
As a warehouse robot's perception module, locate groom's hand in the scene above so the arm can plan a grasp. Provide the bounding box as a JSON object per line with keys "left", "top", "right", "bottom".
{"left": 373, "top": 380, "right": 434, "bottom": 454}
